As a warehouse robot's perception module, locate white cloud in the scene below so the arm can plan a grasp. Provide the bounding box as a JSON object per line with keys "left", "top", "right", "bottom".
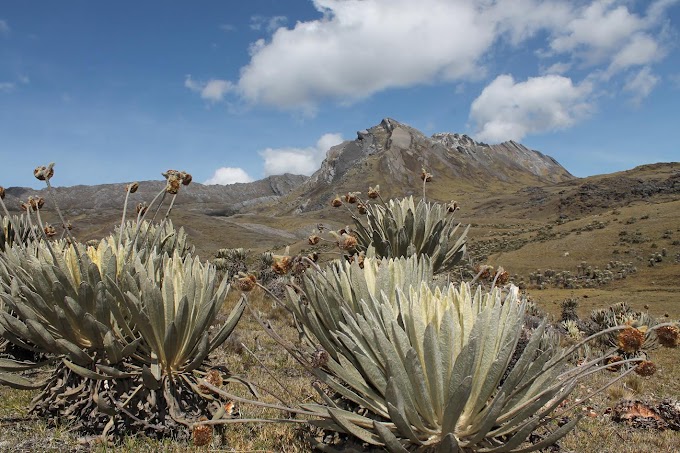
{"left": 250, "top": 15, "right": 288, "bottom": 32}
{"left": 0, "top": 19, "right": 9, "bottom": 35}
{"left": 260, "top": 133, "right": 344, "bottom": 176}
{"left": 547, "top": 0, "right": 673, "bottom": 73}
{"left": 236, "top": 0, "right": 496, "bottom": 110}
{"left": 542, "top": 62, "right": 572, "bottom": 75}
{"left": 624, "top": 66, "right": 659, "bottom": 104}
{"left": 608, "top": 33, "right": 663, "bottom": 74}
{"left": 470, "top": 74, "right": 593, "bottom": 143}
{"left": 0, "top": 82, "right": 15, "bottom": 93}
{"left": 184, "top": 75, "right": 233, "bottom": 102}
{"left": 184, "top": 0, "right": 676, "bottom": 134}
{"left": 219, "top": 23, "right": 236, "bottom": 32}
{"left": 204, "top": 167, "right": 254, "bottom": 185}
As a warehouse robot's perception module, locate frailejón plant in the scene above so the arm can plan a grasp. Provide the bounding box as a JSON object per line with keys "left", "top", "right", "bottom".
{"left": 351, "top": 196, "right": 468, "bottom": 274}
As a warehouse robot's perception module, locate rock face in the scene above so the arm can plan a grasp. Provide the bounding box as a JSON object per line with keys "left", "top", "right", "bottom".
{"left": 293, "top": 118, "right": 574, "bottom": 211}
{"left": 3, "top": 174, "right": 308, "bottom": 215}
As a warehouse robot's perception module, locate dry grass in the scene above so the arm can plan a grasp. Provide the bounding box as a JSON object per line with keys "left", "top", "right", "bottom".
{"left": 1, "top": 281, "right": 678, "bottom": 452}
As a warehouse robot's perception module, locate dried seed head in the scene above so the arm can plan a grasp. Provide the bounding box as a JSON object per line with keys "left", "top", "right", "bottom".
{"left": 307, "top": 252, "right": 319, "bottom": 263}
{"left": 311, "top": 348, "right": 329, "bottom": 368}
{"left": 272, "top": 255, "right": 292, "bottom": 275}
{"left": 339, "top": 234, "right": 358, "bottom": 250}
{"left": 181, "top": 172, "right": 192, "bottom": 185}
{"left": 126, "top": 182, "right": 139, "bottom": 193}
{"left": 344, "top": 192, "right": 359, "bottom": 204}
{"left": 447, "top": 200, "right": 459, "bottom": 213}
{"left": 420, "top": 167, "right": 432, "bottom": 182}
{"left": 163, "top": 170, "right": 183, "bottom": 194}
{"left": 617, "top": 326, "right": 645, "bottom": 353}
{"left": 605, "top": 355, "right": 623, "bottom": 372}
{"left": 655, "top": 325, "right": 679, "bottom": 348}
{"left": 192, "top": 423, "right": 213, "bottom": 446}
{"left": 166, "top": 178, "right": 181, "bottom": 194}
{"left": 308, "top": 235, "right": 320, "bottom": 246}
{"left": 474, "top": 264, "right": 493, "bottom": 280}
{"left": 234, "top": 274, "right": 257, "bottom": 292}
{"left": 27, "top": 196, "right": 45, "bottom": 211}
{"left": 0, "top": 186, "right": 5, "bottom": 200}
{"left": 331, "top": 196, "right": 343, "bottom": 208}
{"left": 356, "top": 202, "right": 367, "bottom": 215}
{"left": 33, "top": 164, "right": 54, "bottom": 181}
{"left": 634, "top": 361, "right": 657, "bottom": 377}
{"left": 205, "top": 369, "right": 224, "bottom": 387}
{"left": 136, "top": 202, "right": 148, "bottom": 215}
{"left": 495, "top": 268, "right": 510, "bottom": 285}
{"left": 43, "top": 224, "right": 57, "bottom": 238}
{"left": 367, "top": 185, "right": 380, "bottom": 199}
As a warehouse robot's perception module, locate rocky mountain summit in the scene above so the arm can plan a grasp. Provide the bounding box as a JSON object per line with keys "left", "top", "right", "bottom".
{"left": 290, "top": 118, "right": 573, "bottom": 212}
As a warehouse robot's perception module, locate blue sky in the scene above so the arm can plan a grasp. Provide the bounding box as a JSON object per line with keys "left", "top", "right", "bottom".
{"left": 1, "top": 0, "right": 679, "bottom": 189}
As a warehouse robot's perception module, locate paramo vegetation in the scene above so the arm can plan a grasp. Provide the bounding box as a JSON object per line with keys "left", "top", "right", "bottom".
{"left": 0, "top": 163, "right": 678, "bottom": 451}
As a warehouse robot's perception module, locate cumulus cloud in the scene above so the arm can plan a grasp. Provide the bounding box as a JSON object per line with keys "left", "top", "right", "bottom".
{"left": 183, "top": 0, "right": 676, "bottom": 146}
{"left": 470, "top": 74, "right": 593, "bottom": 143}
{"left": 236, "top": 0, "right": 496, "bottom": 110}
{"left": 547, "top": 0, "right": 673, "bottom": 73}
{"left": 624, "top": 66, "right": 659, "bottom": 104}
{"left": 204, "top": 167, "right": 254, "bottom": 185}
{"left": 260, "top": 133, "right": 344, "bottom": 176}
{"left": 184, "top": 75, "right": 233, "bottom": 102}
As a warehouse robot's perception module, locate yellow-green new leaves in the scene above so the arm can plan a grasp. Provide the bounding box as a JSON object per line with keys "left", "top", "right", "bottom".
{"left": 351, "top": 196, "right": 468, "bottom": 274}
{"left": 120, "top": 250, "right": 244, "bottom": 373}
{"left": 292, "top": 256, "right": 578, "bottom": 452}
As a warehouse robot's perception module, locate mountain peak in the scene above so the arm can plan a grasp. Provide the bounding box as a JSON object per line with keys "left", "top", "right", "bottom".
{"left": 293, "top": 118, "right": 574, "bottom": 211}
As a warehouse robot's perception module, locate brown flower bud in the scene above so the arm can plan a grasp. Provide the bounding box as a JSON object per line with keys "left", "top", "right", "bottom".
{"left": 447, "top": 200, "right": 459, "bottom": 213}
{"left": 43, "top": 224, "right": 57, "bottom": 238}
{"left": 331, "top": 196, "right": 343, "bottom": 208}
{"left": 339, "top": 234, "right": 358, "bottom": 250}
{"left": 634, "top": 360, "right": 657, "bottom": 377}
{"left": 0, "top": 186, "right": 5, "bottom": 200}
{"left": 136, "top": 202, "right": 148, "bottom": 215}
{"left": 495, "top": 268, "right": 510, "bottom": 285}
{"left": 344, "top": 192, "right": 359, "bottom": 204}
{"left": 311, "top": 349, "right": 329, "bottom": 368}
{"left": 234, "top": 274, "right": 257, "bottom": 292}
{"left": 420, "top": 167, "right": 432, "bottom": 182}
{"left": 357, "top": 203, "right": 367, "bottom": 215}
{"left": 272, "top": 255, "right": 292, "bottom": 275}
{"left": 605, "top": 356, "right": 623, "bottom": 372}
{"left": 308, "top": 235, "right": 320, "bottom": 245}
{"left": 655, "top": 325, "right": 679, "bottom": 348}
{"left": 617, "top": 326, "right": 645, "bottom": 353}
{"left": 127, "top": 182, "right": 139, "bottom": 193}
{"left": 33, "top": 164, "right": 54, "bottom": 181}
{"left": 192, "top": 423, "right": 213, "bottom": 446}
{"left": 166, "top": 178, "right": 181, "bottom": 194}
{"left": 367, "top": 185, "right": 380, "bottom": 199}
{"left": 181, "top": 172, "right": 193, "bottom": 186}
{"left": 199, "top": 368, "right": 224, "bottom": 392}
{"left": 27, "top": 196, "right": 45, "bottom": 211}
{"left": 474, "top": 264, "right": 493, "bottom": 280}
